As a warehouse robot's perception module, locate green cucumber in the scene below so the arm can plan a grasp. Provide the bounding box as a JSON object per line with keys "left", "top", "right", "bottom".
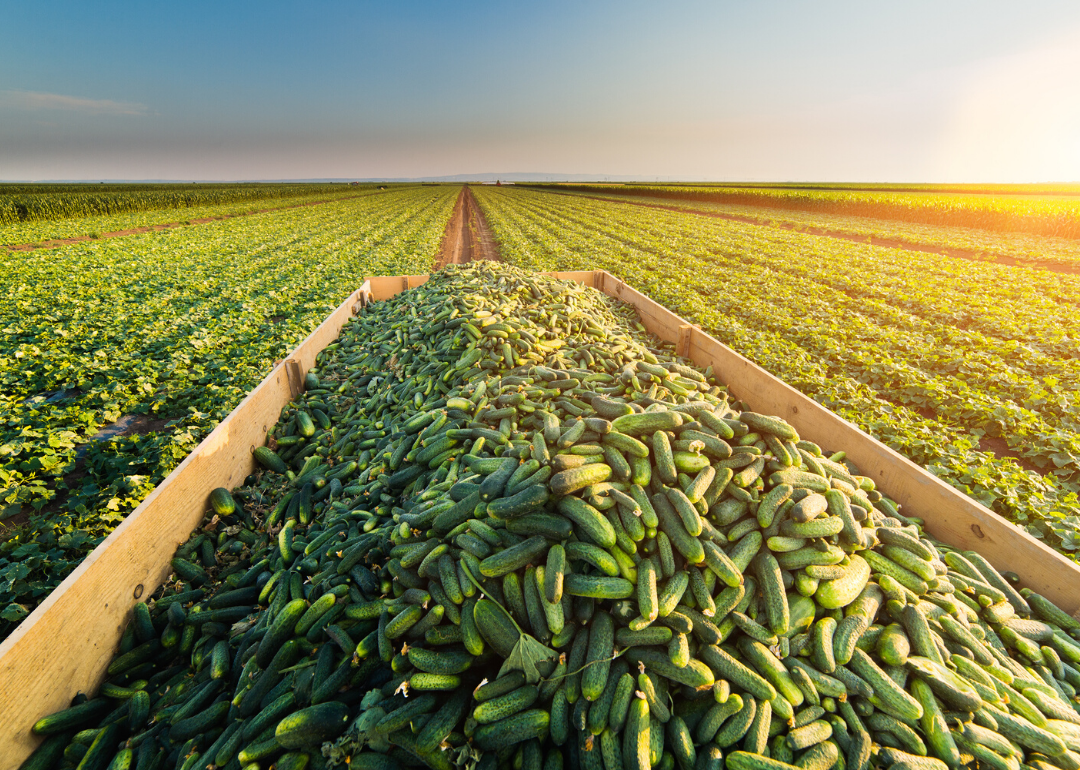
{"left": 472, "top": 709, "right": 550, "bottom": 751}
{"left": 479, "top": 535, "right": 550, "bottom": 578}
{"left": 556, "top": 496, "right": 616, "bottom": 548}
{"left": 473, "top": 598, "right": 521, "bottom": 658}
{"left": 550, "top": 463, "right": 613, "bottom": 496}
{"left": 611, "top": 411, "right": 684, "bottom": 435}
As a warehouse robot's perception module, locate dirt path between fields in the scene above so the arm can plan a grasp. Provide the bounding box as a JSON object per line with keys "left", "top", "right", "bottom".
{"left": 1, "top": 192, "right": 378, "bottom": 253}
{"left": 547, "top": 191, "right": 1080, "bottom": 277}
{"left": 434, "top": 188, "right": 468, "bottom": 268}
{"left": 463, "top": 186, "right": 501, "bottom": 262}
{"left": 434, "top": 186, "right": 500, "bottom": 268}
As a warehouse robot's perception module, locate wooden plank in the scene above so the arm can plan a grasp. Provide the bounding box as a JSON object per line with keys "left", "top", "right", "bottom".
{"left": 366, "top": 275, "right": 428, "bottom": 301}
{"left": 596, "top": 270, "right": 686, "bottom": 342}
{"left": 547, "top": 270, "right": 598, "bottom": 287}
{"left": 591, "top": 270, "right": 1080, "bottom": 614}
{"left": 366, "top": 275, "right": 410, "bottom": 300}
{"left": 285, "top": 359, "right": 304, "bottom": 397}
{"left": 676, "top": 324, "right": 696, "bottom": 359}
{"left": 0, "top": 286, "right": 366, "bottom": 766}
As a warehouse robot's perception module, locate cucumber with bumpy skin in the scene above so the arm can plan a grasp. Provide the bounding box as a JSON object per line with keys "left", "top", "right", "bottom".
{"left": 550, "top": 463, "right": 612, "bottom": 496}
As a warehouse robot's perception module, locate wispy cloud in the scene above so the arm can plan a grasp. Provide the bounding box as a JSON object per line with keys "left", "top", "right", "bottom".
{"left": 0, "top": 89, "right": 147, "bottom": 116}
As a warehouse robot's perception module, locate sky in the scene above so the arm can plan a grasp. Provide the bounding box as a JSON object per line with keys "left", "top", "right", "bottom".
{"left": 2, "top": 1, "right": 1080, "bottom": 182}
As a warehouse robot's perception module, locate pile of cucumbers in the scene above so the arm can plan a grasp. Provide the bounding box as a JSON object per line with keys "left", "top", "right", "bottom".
{"left": 23, "top": 263, "right": 1080, "bottom": 770}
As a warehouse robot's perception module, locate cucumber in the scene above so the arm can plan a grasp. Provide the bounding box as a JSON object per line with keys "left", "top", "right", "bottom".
{"left": 739, "top": 412, "right": 798, "bottom": 441}
{"left": 665, "top": 487, "right": 703, "bottom": 537}
{"left": 757, "top": 484, "right": 792, "bottom": 528}
{"left": 556, "top": 496, "right": 616, "bottom": 548}
{"left": 408, "top": 646, "right": 473, "bottom": 675}
{"left": 626, "top": 647, "right": 715, "bottom": 689}
{"left": 544, "top": 544, "right": 566, "bottom": 604}
{"left": 296, "top": 411, "right": 316, "bottom": 438}
{"left": 699, "top": 644, "right": 775, "bottom": 700}
{"left": 637, "top": 558, "right": 659, "bottom": 623}
{"left": 479, "top": 535, "right": 550, "bottom": 578}
{"left": 986, "top": 704, "right": 1069, "bottom": 757}
{"left": 602, "top": 431, "right": 649, "bottom": 457}
{"left": 472, "top": 709, "right": 550, "bottom": 751}
{"left": 904, "top": 656, "right": 983, "bottom": 711}
{"left": 623, "top": 695, "right": 651, "bottom": 770}
{"left": 475, "top": 671, "right": 528, "bottom": 703}
{"left": 506, "top": 512, "right": 574, "bottom": 541}
{"left": 580, "top": 611, "right": 615, "bottom": 701}
{"left": 473, "top": 598, "right": 521, "bottom": 658}
{"left": 754, "top": 553, "right": 789, "bottom": 636}
{"left": 848, "top": 648, "right": 923, "bottom": 721}
{"left": 910, "top": 677, "right": 961, "bottom": 766}
{"left": 789, "top": 493, "right": 828, "bottom": 523}
{"left": 565, "top": 541, "right": 620, "bottom": 577}
{"left": 474, "top": 685, "right": 541, "bottom": 725}
{"left": 811, "top": 617, "right": 837, "bottom": 673}
{"left": 637, "top": 671, "right": 671, "bottom": 723}
{"left": 550, "top": 463, "right": 613, "bottom": 496}
{"left": 373, "top": 694, "right": 439, "bottom": 735}
{"left": 714, "top": 695, "right": 757, "bottom": 747}
{"left": 32, "top": 699, "right": 113, "bottom": 736}
{"left": 652, "top": 492, "right": 704, "bottom": 565}
{"left": 727, "top": 751, "right": 803, "bottom": 770}
{"left": 564, "top": 574, "right": 634, "bottom": 600}
{"left": 611, "top": 411, "right": 684, "bottom": 436}
{"left": 701, "top": 540, "right": 742, "bottom": 589}
{"left": 814, "top": 554, "right": 870, "bottom": 609}
{"left": 256, "top": 598, "right": 308, "bottom": 667}
{"left": 877, "top": 623, "right": 911, "bottom": 667}
{"left": 254, "top": 446, "right": 290, "bottom": 474}
{"left": 652, "top": 431, "right": 677, "bottom": 485}
{"left": 737, "top": 637, "right": 804, "bottom": 707}
{"left": 384, "top": 604, "right": 424, "bottom": 640}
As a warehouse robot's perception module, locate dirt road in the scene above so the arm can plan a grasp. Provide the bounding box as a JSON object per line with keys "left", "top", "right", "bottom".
{"left": 434, "top": 186, "right": 500, "bottom": 267}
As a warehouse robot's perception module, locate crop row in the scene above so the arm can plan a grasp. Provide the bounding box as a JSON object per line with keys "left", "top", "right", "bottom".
{"left": 532, "top": 184, "right": 1080, "bottom": 241}
{"left": 0, "top": 182, "right": 367, "bottom": 226}
{"left": 0, "top": 188, "right": 388, "bottom": 248}
{"left": 0, "top": 185, "right": 459, "bottom": 640}
{"left": 472, "top": 186, "right": 1080, "bottom": 560}
{"left": 542, "top": 188, "right": 1080, "bottom": 268}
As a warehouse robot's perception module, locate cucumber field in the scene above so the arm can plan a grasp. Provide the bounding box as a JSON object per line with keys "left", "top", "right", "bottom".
{"left": 1, "top": 182, "right": 1079, "bottom": 639}
{"left": 6, "top": 180, "right": 1080, "bottom": 770}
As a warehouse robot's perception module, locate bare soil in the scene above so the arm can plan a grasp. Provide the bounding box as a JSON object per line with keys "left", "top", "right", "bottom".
{"left": 0, "top": 413, "right": 178, "bottom": 532}
{"left": 568, "top": 194, "right": 1080, "bottom": 277}
{"left": 433, "top": 186, "right": 500, "bottom": 268}
{"left": 2, "top": 192, "right": 379, "bottom": 253}
{"left": 463, "top": 187, "right": 501, "bottom": 262}
{"left": 434, "top": 188, "right": 469, "bottom": 269}
{"left": 977, "top": 435, "right": 1046, "bottom": 475}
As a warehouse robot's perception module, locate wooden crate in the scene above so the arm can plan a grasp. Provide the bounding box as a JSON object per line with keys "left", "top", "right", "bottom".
{"left": 2, "top": 268, "right": 1078, "bottom": 766}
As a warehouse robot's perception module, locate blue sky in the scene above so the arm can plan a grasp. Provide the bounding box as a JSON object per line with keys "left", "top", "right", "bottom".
{"left": 2, "top": 1, "right": 1079, "bottom": 181}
